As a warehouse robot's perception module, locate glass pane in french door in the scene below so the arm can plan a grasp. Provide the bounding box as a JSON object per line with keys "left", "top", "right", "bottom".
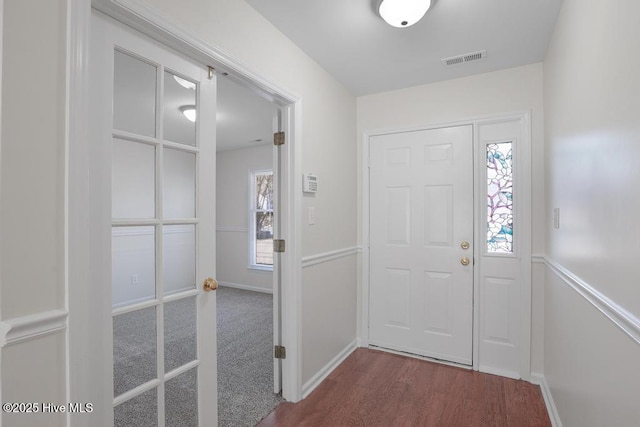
{"left": 113, "top": 50, "right": 157, "bottom": 138}
{"left": 113, "top": 306, "right": 157, "bottom": 396}
{"left": 114, "top": 387, "right": 158, "bottom": 427}
{"left": 163, "top": 148, "right": 196, "bottom": 219}
{"left": 110, "top": 35, "right": 206, "bottom": 426}
{"left": 165, "top": 369, "right": 198, "bottom": 427}
{"left": 163, "top": 225, "right": 196, "bottom": 295}
{"left": 163, "top": 70, "right": 197, "bottom": 146}
{"left": 112, "top": 226, "right": 156, "bottom": 306}
{"left": 164, "top": 296, "right": 197, "bottom": 372}
{"left": 112, "top": 139, "right": 156, "bottom": 219}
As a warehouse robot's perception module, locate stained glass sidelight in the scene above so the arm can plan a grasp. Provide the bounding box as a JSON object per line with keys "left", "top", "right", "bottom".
{"left": 487, "top": 142, "right": 513, "bottom": 253}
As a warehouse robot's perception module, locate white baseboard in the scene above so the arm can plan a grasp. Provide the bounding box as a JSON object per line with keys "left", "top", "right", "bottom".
{"left": 218, "top": 281, "right": 272, "bottom": 294}
{"left": 302, "top": 339, "right": 358, "bottom": 399}
{"left": 531, "top": 372, "right": 562, "bottom": 427}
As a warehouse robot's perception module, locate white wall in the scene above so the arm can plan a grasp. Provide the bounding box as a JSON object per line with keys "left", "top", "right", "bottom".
{"left": 1, "top": 0, "right": 66, "bottom": 320}
{"left": 302, "top": 254, "right": 357, "bottom": 383}
{"left": 357, "top": 63, "right": 545, "bottom": 374}
{"left": 216, "top": 144, "right": 273, "bottom": 292}
{"left": 0, "top": 0, "right": 67, "bottom": 426}
{"left": 543, "top": 0, "right": 640, "bottom": 424}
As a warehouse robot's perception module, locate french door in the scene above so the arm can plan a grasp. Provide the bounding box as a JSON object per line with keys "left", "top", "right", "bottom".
{"left": 91, "top": 10, "right": 217, "bottom": 426}
{"left": 368, "top": 125, "right": 474, "bottom": 365}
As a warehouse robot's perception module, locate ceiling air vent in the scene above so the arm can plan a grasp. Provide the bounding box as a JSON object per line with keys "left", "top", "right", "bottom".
{"left": 442, "top": 50, "right": 487, "bottom": 67}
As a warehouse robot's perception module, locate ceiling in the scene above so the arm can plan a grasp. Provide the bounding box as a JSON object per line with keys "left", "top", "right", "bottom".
{"left": 245, "top": 0, "right": 564, "bottom": 96}
{"left": 217, "top": 75, "right": 278, "bottom": 152}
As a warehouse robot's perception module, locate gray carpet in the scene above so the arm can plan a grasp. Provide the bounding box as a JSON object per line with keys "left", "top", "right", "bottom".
{"left": 217, "top": 286, "right": 284, "bottom": 427}
{"left": 112, "top": 288, "right": 282, "bottom": 426}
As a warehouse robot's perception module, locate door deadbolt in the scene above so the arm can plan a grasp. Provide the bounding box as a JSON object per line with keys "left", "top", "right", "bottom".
{"left": 460, "top": 241, "right": 470, "bottom": 250}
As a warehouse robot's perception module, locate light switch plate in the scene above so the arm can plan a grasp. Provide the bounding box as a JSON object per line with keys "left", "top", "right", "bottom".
{"left": 308, "top": 207, "right": 316, "bottom": 225}
{"left": 553, "top": 208, "right": 560, "bottom": 229}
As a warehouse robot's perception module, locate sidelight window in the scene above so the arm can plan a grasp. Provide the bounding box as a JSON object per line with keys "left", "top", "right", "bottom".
{"left": 486, "top": 142, "right": 513, "bottom": 253}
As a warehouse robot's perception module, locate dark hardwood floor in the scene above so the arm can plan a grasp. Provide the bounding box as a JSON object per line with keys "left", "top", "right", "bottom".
{"left": 257, "top": 348, "right": 551, "bottom": 427}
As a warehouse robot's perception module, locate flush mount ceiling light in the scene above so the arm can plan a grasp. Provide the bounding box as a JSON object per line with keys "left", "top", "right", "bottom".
{"left": 379, "top": 0, "right": 432, "bottom": 28}
{"left": 180, "top": 105, "right": 196, "bottom": 123}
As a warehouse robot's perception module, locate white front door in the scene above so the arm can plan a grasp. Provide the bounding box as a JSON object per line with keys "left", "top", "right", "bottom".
{"left": 369, "top": 125, "right": 474, "bottom": 365}
{"left": 91, "top": 10, "right": 217, "bottom": 426}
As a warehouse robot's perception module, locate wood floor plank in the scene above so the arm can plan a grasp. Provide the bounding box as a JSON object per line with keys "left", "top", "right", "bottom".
{"left": 436, "top": 368, "right": 466, "bottom": 427}
{"left": 461, "top": 372, "right": 492, "bottom": 427}
{"left": 256, "top": 348, "right": 550, "bottom": 427}
{"left": 504, "top": 377, "right": 552, "bottom": 427}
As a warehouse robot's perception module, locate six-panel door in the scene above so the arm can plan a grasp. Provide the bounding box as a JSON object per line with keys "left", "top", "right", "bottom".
{"left": 369, "top": 126, "right": 474, "bottom": 365}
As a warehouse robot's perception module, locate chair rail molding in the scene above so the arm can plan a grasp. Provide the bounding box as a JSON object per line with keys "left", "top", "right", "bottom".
{"left": 535, "top": 254, "right": 640, "bottom": 346}
{"left": 0, "top": 310, "right": 68, "bottom": 347}
{"left": 301, "top": 246, "right": 359, "bottom": 268}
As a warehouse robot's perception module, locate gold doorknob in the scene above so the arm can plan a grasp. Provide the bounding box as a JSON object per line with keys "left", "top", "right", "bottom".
{"left": 460, "top": 241, "right": 470, "bottom": 250}
{"left": 460, "top": 257, "right": 470, "bottom": 266}
{"left": 203, "top": 277, "right": 218, "bottom": 292}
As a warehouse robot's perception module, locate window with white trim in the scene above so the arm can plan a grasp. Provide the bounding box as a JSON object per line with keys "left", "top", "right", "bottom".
{"left": 249, "top": 170, "right": 273, "bottom": 269}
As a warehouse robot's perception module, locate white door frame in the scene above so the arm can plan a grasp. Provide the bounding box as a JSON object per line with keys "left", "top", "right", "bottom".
{"left": 360, "top": 112, "right": 532, "bottom": 380}
{"left": 67, "top": 2, "right": 304, "bottom": 419}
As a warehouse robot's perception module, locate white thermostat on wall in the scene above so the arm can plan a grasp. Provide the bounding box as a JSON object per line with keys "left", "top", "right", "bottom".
{"left": 303, "top": 174, "right": 318, "bottom": 193}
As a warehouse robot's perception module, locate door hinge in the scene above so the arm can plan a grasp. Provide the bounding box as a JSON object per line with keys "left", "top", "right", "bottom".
{"left": 273, "top": 239, "right": 285, "bottom": 253}
{"left": 208, "top": 66, "right": 215, "bottom": 80}
{"left": 274, "top": 345, "right": 286, "bottom": 359}
{"left": 274, "top": 131, "right": 285, "bottom": 146}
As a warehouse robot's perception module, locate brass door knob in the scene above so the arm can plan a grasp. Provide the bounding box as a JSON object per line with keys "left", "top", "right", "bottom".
{"left": 460, "top": 257, "right": 470, "bottom": 266}
{"left": 203, "top": 277, "right": 218, "bottom": 292}
{"left": 460, "top": 241, "right": 470, "bottom": 250}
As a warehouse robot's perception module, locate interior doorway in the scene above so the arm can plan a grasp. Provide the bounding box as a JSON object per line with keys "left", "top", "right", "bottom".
{"left": 215, "top": 74, "right": 284, "bottom": 426}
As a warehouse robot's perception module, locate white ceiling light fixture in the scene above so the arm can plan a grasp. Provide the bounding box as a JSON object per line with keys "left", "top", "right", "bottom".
{"left": 379, "top": 0, "right": 432, "bottom": 28}
{"left": 180, "top": 105, "right": 196, "bottom": 123}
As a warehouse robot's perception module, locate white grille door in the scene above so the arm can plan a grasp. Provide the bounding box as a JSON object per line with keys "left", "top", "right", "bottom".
{"left": 91, "top": 11, "right": 217, "bottom": 426}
